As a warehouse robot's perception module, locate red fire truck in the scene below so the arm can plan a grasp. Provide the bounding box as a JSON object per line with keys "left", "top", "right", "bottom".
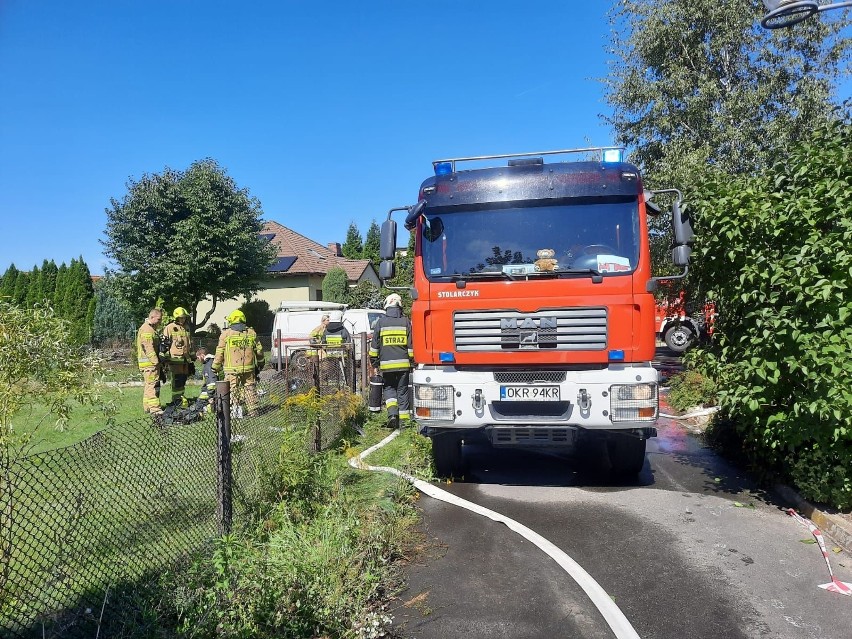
{"left": 379, "top": 148, "right": 693, "bottom": 477}
{"left": 655, "top": 292, "right": 716, "bottom": 353}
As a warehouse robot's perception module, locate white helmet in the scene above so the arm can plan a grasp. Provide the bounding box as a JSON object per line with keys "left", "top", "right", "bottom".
{"left": 328, "top": 310, "right": 343, "bottom": 323}
{"left": 384, "top": 293, "right": 402, "bottom": 309}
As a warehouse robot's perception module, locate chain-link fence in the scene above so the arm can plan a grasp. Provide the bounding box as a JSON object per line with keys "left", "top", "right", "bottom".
{"left": 0, "top": 345, "right": 363, "bottom": 638}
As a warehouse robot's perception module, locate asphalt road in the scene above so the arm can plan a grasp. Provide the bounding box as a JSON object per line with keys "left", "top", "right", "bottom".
{"left": 391, "top": 349, "right": 852, "bottom": 639}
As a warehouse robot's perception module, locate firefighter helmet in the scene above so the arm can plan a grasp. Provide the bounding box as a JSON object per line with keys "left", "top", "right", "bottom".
{"left": 384, "top": 293, "right": 402, "bottom": 309}
{"left": 227, "top": 310, "right": 247, "bottom": 324}
{"left": 173, "top": 306, "right": 189, "bottom": 319}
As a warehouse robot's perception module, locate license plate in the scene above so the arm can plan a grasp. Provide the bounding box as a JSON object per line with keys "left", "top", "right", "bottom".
{"left": 499, "top": 386, "right": 561, "bottom": 401}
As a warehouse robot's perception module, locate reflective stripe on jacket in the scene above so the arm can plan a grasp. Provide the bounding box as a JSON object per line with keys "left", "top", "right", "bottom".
{"left": 213, "top": 324, "right": 264, "bottom": 374}
{"left": 369, "top": 309, "right": 413, "bottom": 372}
{"left": 136, "top": 320, "right": 160, "bottom": 370}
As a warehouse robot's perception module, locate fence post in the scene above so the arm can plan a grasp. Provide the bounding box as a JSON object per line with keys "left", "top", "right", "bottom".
{"left": 215, "top": 380, "right": 233, "bottom": 535}
{"left": 359, "top": 332, "right": 369, "bottom": 396}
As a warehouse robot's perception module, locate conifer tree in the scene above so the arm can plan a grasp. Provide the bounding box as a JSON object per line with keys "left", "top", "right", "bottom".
{"left": 12, "top": 271, "right": 29, "bottom": 306}
{"left": 25, "top": 264, "right": 41, "bottom": 307}
{"left": 40, "top": 259, "right": 58, "bottom": 307}
{"left": 363, "top": 220, "right": 381, "bottom": 267}
{"left": 341, "top": 222, "right": 363, "bottom": 259}
{"left": 0, "top": 264, "right": 19, "bottom": 300}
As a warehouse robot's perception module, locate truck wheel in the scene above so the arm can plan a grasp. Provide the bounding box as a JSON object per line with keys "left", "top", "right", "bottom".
{"left": 664, "top": 325, "right": 695, "bottom": 353}
{"left": 608, "top": 435, "right": 646, "bottom": 476}
{"left": 432, "top": 433, "right": 464, "bottom": 478}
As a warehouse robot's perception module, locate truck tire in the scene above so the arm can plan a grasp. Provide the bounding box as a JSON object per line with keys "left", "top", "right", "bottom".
{"left": 664, "top": 324, "right": 695, "bottom": 353}
{"left": 431, "top": 433, "right": 464, "bottom": 478}
{"left": 608, "top": 435, "right": 646, "bottom": 476}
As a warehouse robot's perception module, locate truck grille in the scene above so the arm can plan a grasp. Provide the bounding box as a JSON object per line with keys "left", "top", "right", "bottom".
{"left": 493, "top": 371, "right": 567, "bottom": 384}
{"left": 454, "top": 308, "right": 607, "bottom": 352}
{"left": 490, "top": 427, "right": 575, "bottom": 447}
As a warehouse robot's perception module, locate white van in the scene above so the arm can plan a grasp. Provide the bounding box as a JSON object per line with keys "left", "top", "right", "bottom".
{"left": 270, "top": 302, "right": 384, "bottom": 369}
{"left": 270, "top": 301, "right": 347, "bottom": 369}
{"left": 342, "top": 308, "right": 386, "bottom": 360}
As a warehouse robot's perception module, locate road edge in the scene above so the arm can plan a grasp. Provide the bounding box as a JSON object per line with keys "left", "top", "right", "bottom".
{"left": 773, "top": 483, "right": 852, "bottom": 552}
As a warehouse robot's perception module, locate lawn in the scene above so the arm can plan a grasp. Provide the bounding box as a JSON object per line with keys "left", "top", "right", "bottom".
{"left": 11, "top": 380, "right": 204, "bottom": 456}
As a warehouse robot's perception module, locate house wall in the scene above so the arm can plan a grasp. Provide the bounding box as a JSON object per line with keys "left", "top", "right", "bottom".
{"left": 194, "top": 269, "right": 380, "bottom": 330}
{"left": 194, "top": 274, "right": 324, "bottom": 330}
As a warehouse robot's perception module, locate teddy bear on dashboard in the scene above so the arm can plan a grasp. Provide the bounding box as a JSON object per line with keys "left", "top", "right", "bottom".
{"left": 534, "top": 248, "right": 558, "bottom": 272}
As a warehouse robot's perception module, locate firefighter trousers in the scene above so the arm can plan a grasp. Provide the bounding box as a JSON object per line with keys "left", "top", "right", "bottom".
{"left": 382, "top": 369, "right": 411, "bottom": 421}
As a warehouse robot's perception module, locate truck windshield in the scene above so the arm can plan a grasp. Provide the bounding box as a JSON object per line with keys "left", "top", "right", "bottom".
{"left": 420, "top": 198, "right": 640, "bottom": 281}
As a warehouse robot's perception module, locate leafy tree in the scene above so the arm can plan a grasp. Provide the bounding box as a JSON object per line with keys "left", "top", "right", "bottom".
{"left": 341, "top": 222, "right": 363, "bottom": 259}
{"left": 92, "top": 279, "right": 136, "bottom": 345}
{"left": 322, "top": 266, "right": 349, "bottom": 303}
{"left": 60, "top": 257, "right": 96, "bottom": 344}
{"left": 363, "top": 220, "right": 381, "bottom": 267}
{"left": 102, "top": 158, "right": 277, "bottom": 329}
{"left": 239, "top": 299, "right": 274, "bottom": 334}
{"left": 603, "top": 0, "right": 850, "bottom": 276}
{"left": 0, "top": 300, "right": 109, "bottom": 448}
{"left": 346, "top": 281, "right": 383, "bottom": 309}
{"left": 689, "top": 108, "right": 852, "bottom": 508}
{"left": 604, "top": 0, "right": 848, "bottom": 189}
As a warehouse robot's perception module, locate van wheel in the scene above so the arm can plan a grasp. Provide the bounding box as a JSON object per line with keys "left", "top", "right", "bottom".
{"left": 432, "top": 433, "right": 464, "bottom": 478}
{"left": 664, "top": 325, "right": 695, "bottom": 353}
{"left": 289, "top": 352, "right": 309, "bottom": 372}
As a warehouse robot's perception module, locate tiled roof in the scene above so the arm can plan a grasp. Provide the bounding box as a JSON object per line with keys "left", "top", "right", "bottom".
{"left": 261, "top": 221, "right": 373, "bottom": 281}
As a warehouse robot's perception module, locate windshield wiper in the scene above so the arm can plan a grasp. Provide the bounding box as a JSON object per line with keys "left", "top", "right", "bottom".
{"left": 556, "top": 268, "right": 604, "bottom": 283}
{"left": 452, "top": 271, "right": 519, "bottom": 281}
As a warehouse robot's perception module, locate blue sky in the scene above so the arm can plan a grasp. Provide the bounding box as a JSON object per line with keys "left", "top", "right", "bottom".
{"left": 0, "top": 2, "right": 848, "bottom": 275}
{"left": 0, "top": 1, "right": 619, "bottom": 274}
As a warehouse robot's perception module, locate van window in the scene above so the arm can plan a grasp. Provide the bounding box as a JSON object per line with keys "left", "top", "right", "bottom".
{"left": 368, "top": 312, "right": 383, "bottom": 330}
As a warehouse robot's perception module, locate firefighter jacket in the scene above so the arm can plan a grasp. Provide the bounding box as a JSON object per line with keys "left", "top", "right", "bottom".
{"left": 136, "top": 320, "right": 161, "bottom": 370}
{"left": 323, "top": 322, "right": 351, "bottom": 358}
{"left": 213, "top": 323, "right": 265, "bottom": 374}
{"left": 162, "top": 320, "right": 192, "bottom": 364}
{"left": 369, "top": 307, "right": 413, "bottom": 372}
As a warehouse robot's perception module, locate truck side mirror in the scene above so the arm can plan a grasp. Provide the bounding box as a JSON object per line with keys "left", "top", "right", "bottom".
{"left": 672, "top": 245, "right": 692, "bottom": 267}
{"left": 380, "top": 220, "right": 397, "bottom": 260}
{"left": 672, "top": 201, "right": 694, "bottom": 246}
{"left": 379, "top": 260, "right": 396, "bottom": 280}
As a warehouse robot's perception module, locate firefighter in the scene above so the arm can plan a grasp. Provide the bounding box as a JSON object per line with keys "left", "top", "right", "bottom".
{"left": 213, "top": 309, "right": 265, "bottom": 418}
{"left": 136, "top": 308, "right": 164, "bottom": 415}
{"left": 369, "top": 294, "right": 414, "bottom": 429}
{"left": 320, "top": 310, "right": 352, "bottom": 387}
{"left": 162, "top": 307, "right": 194, "bottom": 407}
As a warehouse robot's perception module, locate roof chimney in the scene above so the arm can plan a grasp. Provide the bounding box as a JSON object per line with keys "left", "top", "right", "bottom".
{"left": 328, "top": 242, "right": 342, "bottom": 257}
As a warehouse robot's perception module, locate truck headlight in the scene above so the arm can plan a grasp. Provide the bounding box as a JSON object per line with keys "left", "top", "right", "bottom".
{"left": 610, "top": 383, "right": 658, "bottom": 422}
{"left": 414, "top": 385, "right": 454, "bottom": 421}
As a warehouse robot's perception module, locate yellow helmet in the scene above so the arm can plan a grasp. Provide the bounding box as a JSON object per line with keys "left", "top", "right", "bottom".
{"left": 227, "top": 310, "right": 246, "bottom": 324}
{"left": 173, "top": 306, "right": 189, "bottom": 319}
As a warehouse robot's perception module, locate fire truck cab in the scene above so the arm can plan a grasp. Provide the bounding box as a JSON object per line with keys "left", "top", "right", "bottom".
{"left": 379, "top": 148, "right": 693, "bottom": 477}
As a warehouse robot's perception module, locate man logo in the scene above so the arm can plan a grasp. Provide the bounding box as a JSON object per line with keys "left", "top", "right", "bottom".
{"left": 500, "top": 317, "right": 557, "bottom": 330}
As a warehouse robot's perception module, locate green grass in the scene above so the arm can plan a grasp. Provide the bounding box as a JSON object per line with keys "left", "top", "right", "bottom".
{"left": 12, "top": 381, "right": 205, "bottom": 455}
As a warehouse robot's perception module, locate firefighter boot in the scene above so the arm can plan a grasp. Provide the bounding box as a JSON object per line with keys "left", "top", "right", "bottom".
{"left": 387, "top": 415, "right": 399, "bottom": 430}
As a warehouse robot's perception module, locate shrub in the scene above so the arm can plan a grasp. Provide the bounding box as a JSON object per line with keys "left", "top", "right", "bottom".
{"left": 689, "top": 107, "right": 852, "bottom": 509}
{"left": 667, "top": 370, "right": 716, "bottom": 412}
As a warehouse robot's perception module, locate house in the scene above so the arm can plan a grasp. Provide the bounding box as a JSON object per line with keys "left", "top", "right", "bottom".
{"left": 195, "top": 221, "right": 379, "bottom": 326}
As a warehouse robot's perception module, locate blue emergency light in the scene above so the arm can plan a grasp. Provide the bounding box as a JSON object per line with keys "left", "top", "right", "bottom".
{"left": 439, "top": 352, "right": 455, "bottom": 363}
{"left": 602, "top": 148, "right": 623, "bottom": 163}
{"left": 434, "top": 162, "right": 453, "bottom": 176}
{"left": 608, "top": 349, "right": 625, "bottom": 361}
